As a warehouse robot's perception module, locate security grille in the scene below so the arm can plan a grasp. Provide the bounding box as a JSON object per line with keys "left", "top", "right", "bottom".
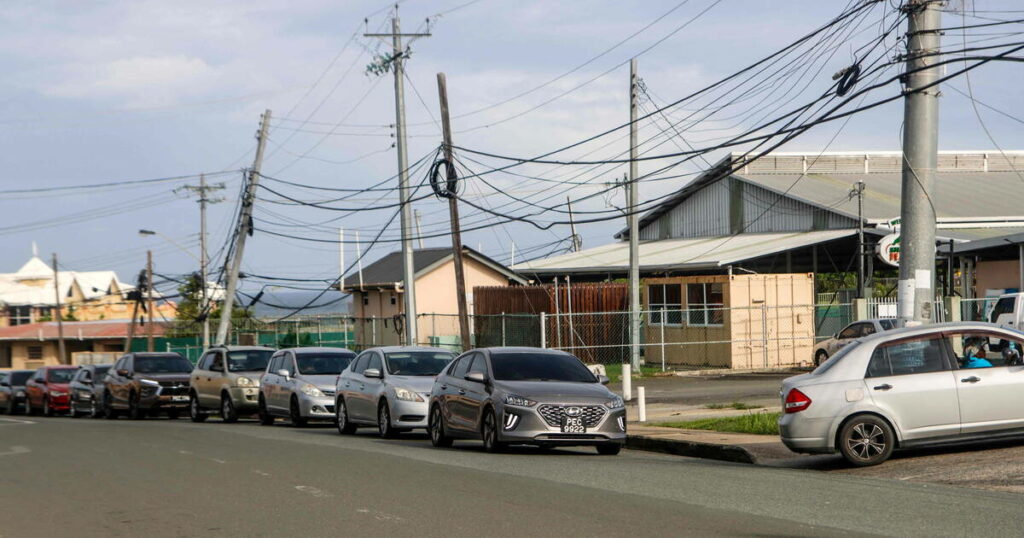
{"left": 537, "top": 405, "right": 605, "bottom": 428}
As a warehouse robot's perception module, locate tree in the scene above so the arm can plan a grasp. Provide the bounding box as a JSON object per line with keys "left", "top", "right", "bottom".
{"left": 169, "top": 273, "right": 250, "bottom": 337}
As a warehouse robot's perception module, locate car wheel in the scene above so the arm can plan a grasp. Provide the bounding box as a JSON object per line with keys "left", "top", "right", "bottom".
{"left": 290, "top": 397, "right": 308, "bottom": 428}
{"left": 43, "top": 397, "right": 54, "bottom": 417}
{"left": 220, "top": 393, "right": 239, "bottom": 423}
{"left": 189, "top": 392, "right": 207, "bottom": 423}
{"left": 376, "top": 400, "right": 397, "bottom": 438}
{"left": 596, "top": 443, "right": 622, "bottom": 456}
{"left": 128, "top": 392, "right": 145, "bottom": 420}
{"left": 838, "top": 415, "right": 895, "bottom": 467}
{"left": 814, "top": 350, "right": 828, "bottom": 367}
{"left": 481, "top": 407, "right": 506, "bottom": 453}
{"left": 103, "top": 392, "right": 119, "bottom": 420}
{"left": 429, "top": 404, "right": 453, "bottom": 448}
{"left": 258, "top": 395, "right": 274, "bottom": 426}
{"left": 335, "top": 398, "right": 356, "bottom": 435}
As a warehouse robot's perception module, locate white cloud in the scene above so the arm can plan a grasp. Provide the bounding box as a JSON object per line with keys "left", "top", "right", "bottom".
{"left": 42, "top": 55, "right": 218, "bottom": 108}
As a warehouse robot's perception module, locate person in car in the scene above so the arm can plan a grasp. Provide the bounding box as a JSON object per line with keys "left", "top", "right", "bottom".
{"left": 962, "top": 337, "right": 993, "bottom": 369}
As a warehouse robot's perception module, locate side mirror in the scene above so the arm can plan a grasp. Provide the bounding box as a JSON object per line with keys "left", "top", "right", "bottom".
{"left": 276, "top": 369, "right": 291, "bottom": 379}
{"left": 597, "top": 375, "right": 610, "bottom": 385}
{"left": 363, "top": 368, "right": 382, "bottom": 379}
{"left": 465, "top": 371, "right": 487, "bottom": 384}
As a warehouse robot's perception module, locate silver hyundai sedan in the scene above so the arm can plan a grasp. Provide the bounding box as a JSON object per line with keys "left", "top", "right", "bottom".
{"left": 780, "top": 322, "right": 1024, "bottom": 466}
{"left": 427, "top": 347, "right": 626, "bottom": 454}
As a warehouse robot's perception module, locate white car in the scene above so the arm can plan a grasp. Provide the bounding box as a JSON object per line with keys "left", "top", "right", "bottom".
{"left": 781, "top": 322, "right": 1024, "bottom": 466}
{"left": 814, "top": 318, "right": 896, "bottom": 366}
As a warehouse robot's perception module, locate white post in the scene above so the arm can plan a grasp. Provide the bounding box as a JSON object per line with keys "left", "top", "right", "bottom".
{"left": 540, "top": 312, "right": 547, "bottom": 348}
{"left": 637, "top": 386, "right": 646, "bottom": 423}
{"left": 623, "top": 363, "right": 632, "bottom": 401}
{"left": 501, "top": 312, "right": 506, "bottom": 346}
{"left": 660, "top": 306, "right": 666, "bottom": 372}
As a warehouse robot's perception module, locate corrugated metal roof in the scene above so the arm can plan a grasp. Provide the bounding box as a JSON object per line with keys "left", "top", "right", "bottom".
{"left": 513, "top": 230, "right": 854, "bottom": 275}
{"left": 341, "top": 247, "right": 524, "bottom": 290}
{"left": 0, "top": 320, "right": 172, "bottom": 341}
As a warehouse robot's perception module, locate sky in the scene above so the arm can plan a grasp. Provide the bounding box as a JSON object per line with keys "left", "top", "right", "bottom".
{"left": 0, "top": 0, "right": 1022, "bottom": 309}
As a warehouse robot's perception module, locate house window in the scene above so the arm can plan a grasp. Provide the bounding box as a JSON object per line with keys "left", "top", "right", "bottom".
{"left": 649, "top": 284, "right": 682, "bottom": 325}
{"left": 8, "top": 306, "right": 32, "bottom": 326}
{"left": 390, "top": 294, "right": 397, "bottom": 305}
{"left": 687, "top": 283, "right": 724, "bottom": 326}
{"left": 362, "top": 294, "right": 369, "bottom": 306}
{"left": 27, "top": 346, "right": 43, "bottom": 360}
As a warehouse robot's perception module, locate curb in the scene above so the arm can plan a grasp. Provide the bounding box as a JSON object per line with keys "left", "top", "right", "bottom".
{"left": 666, "top": 367, "right": 808, "bottom": 377}
{"left": 626, "top": 434, "right": 758, "bottom": 464}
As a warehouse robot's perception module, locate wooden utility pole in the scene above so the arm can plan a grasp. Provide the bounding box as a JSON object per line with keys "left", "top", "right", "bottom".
{"left": 216, "top": 109, "right": 271, "bottom": 346}
{"left": 147, "top": 250, "right": 155, "bottom": 352}
{"left": 436, "top": 72, "right": 471, "bottom": 353}
{"left": 51, "top": 253, "right": 66, "bottom": 365}
{"left": 566, "top": 196, "right": 582, "bottom": 252}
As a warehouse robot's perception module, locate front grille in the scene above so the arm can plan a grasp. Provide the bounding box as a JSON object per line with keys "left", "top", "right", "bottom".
{"left": 322, "top": 389, "right": 336, "bottom": 397}
{"left": 537, "top": 405, "right": 606, "bottom": 428}
{"left": 160, "top": 386, "right": 189, "bottom": 396}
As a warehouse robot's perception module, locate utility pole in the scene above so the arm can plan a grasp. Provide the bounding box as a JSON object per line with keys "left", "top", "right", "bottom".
{"left": 51, "top": 253, "right": 66, "bottom": 365}
{"left": 851, "top": 180, "right": 866, "bottom": 298}
{"left": 628, "top": 58, "right": 641, "bottom": 372}
{"left": 566, "top": 196, "right": 582, "bottom": 252}
{"left": 414, "top": 209, "right": 425, "bottom": 249}
{"left": 898, "top": 0, "right": 941, "bottom": 325}
{"left": 147, "top": 250, "right": 154, "bottom": 352}
{"left": 366, "top": 15, "right": 430, "bottom": 346}
{"left": 124, "top": 269, "right": 143, "bottom": 352}
{"left": 180, "top": 174, "right": 224, "bottom": 349}
{"left": 436, "top": 72, "right": 471, "bottom": 353}
{"left": 216, "top": 109, "right": 271, "bottom": 346}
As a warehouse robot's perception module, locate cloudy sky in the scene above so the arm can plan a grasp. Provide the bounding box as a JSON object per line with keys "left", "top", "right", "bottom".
{"left": 1, "top": 0, "right": 1021, "bottom": 305}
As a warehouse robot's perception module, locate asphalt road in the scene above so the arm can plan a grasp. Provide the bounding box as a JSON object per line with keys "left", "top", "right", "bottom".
{"left": 1, "top": 415, "right": 1021, "bottom": 537}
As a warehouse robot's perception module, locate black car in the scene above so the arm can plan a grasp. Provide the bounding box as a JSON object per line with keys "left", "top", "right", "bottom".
{"left": 69, "top": 364, "right": 112, "bottom": 418}
{"left": 104, "top": 353, "right": 193, "bottom": 419}
{"left": 0, "top": 370, "right": 34, "bottom": 415}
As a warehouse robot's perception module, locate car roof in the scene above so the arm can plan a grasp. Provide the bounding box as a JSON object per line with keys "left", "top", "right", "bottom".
{"left": 286, "top": 347, "right": 356, "bottom": 354}
{"left": 365, "top": 346, "right": 453, "bottom": 353}
{"left": 856, "top": 321, "right": 1019, "bottom": 343}
{"left": 208, "top": 345, "right": 276, "bottom": 351}
{"left": 479, "top": 347, "right": 571, "bottom": 355}
{"left": 41, "top": 365, "right": 79, "bottom": 370}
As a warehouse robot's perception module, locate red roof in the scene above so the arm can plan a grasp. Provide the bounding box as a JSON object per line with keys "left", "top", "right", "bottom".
{"left": 0, "top": 320, "right": 172, "bottom": 341}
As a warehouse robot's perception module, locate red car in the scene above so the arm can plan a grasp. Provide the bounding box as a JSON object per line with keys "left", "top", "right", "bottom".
{"left": 25, "top": 366, "right": 79, "bottom": 416}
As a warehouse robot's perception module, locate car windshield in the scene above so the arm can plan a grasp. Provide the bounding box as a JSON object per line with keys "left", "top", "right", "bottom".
{"left": 93, "top": 366, "right": 111, "bottom": 379}
{"left": 490, "top": 352, "right": 597, "bottom": 383}
{"left": 295, "top": 353, "right": 355, "bottom": 375}
{"left": 385, "top": 352, "right": 455, "bottom": 376}
{"left": 10, "top": 371, "right": 32, "bottom": 385}
{"left": 228, "top": 350, "right": 274, "bottom": 372}
{"left": 135, "top": 355, "right": 193, "bottom": 374}
{"left": 46, "top": 369, "right": 77, "bottom": 383}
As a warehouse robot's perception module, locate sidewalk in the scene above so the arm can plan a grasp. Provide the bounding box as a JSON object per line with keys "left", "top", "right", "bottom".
{"left": 625, "top": 423, "right": 794, "bottom": 464}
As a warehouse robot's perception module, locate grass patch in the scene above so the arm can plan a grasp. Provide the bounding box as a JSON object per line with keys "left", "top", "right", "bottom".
{"left": 657, "top": 411, "right": 781, "bottom": 436}
{"left": 704, "top": 401, "right": 761, "bottom": 410}
{"left": 604, "top": 363, "right": 662, "bottom": 381}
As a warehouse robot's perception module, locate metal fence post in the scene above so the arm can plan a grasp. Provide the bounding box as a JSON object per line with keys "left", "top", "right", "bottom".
{"left": 660, "top": 307, "right": 666, "bottom": 372}
{"left": 501, "top": 312, "right": 506, "bottom": 346}
{"left": 761, "top": 302, "right": 769, "bottom": 368}
{"left": 317, "top": 317, "right": 322, "bottom": 346}
{"left": 540, "top": 312, "right": 547, "bottom": 348}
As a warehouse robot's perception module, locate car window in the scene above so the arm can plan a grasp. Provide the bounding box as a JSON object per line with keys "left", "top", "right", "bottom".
{"left": 47, "top": 369, "right": 77, "bottom": 383}
{"left": 384, "top": 351, "right": 454, "bottom": 376}
{"left": 945, "top": 332, "right": 1024, "bottom": 369}
{"left": 879, "top": 319, "right": 896, "bottom": 330}
{"left": 94, "top": 366, "right": 110, "bottom": 380}
{"left": 267, "top": 356, "right": 279, "bottom": 373}
{"left": 838, "top": 324, "right": 861, "bottom": 339}
{"left": 990, "top": 297, "right": 1016, "bottom": 322}
{"left": 296, "top": 353, "right": 353, "bottom": 375}
{"left": 861, "top": 324, "right": 877, "bottom": 337}
{"left": 451, "top": 354, "right": 473, "bottom": 378}
{"left": 10, "top": 371, "right": 32, "bottom": 385}
{"left": 227, "top": 350, "right": 273, "bottom": 372}
{"left": 366, "top": 353, "right": 382, "bottom": 374}
{"left": 866, "top": 337, "right": 948, "bottom": 378}
{"left": 468, "top": 355, "right": 488, "bottom": 377}
{"left": 79, "top": 370, "right": 91, "bottom": 383}
{"left": 210, "top": 352, "right": 224, "bottom": 372}
{"left": 350, "top": 354, "right": 368, "bottom": 374}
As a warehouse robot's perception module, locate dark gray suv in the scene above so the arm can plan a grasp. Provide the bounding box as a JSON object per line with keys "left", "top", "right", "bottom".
{"left": 427, "top": 347, "right": 626, "bottom": 454}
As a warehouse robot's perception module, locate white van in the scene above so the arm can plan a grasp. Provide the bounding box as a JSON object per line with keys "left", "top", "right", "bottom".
{"left": 988, "top": 293, "right": 1024, "bottom": 350}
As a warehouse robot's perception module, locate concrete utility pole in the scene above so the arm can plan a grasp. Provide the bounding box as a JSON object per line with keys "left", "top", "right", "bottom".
{"left": 566, "top": 196, "right": 582, "bottom": 252}
{"left": 216, "top": 109, "right": 271, "bottom": 346}
{"left": 436, "top": 72, "right": 471, "bottom": 353}
{"left": 897, "top": 0, "right": 941, "bottom": 325}
{"left": 51, "top": 253, "right": 66, "bottom": 365}
{"left": 414, "top": 210, "right": 425, "bottom": 249}
{"left": 366, "top": 15, "right": 430, "bottom": 346}
{"left": 851, "top": 180, "right": 866, "bottom": 298}
{"left": 628, "top": 58, "right": 642, "bottom": 372}
{"left": 181, "top": 174, "right": 224, "bottom": 349}
{"left": 146, "top": 250, "right": 154, "bottom": 352}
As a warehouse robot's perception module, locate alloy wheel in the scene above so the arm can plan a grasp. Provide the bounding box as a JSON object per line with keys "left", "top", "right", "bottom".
{"left": 847, "top": 422, "right": 886, "bottom": 460}
{"left": 335, "top": 398, "right": 356, "bottom": 434}
{"left": 378, "top": 402, "right": 393, "bottom": 438}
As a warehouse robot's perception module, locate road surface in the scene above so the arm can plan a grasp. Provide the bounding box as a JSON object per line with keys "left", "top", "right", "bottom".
{"left": 0, "top": 415, "right": 1018, "bottom": 537}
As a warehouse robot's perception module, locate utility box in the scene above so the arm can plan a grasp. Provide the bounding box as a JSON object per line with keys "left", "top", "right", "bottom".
{"left": 643, "top": 273, "right": 815, "bottom": 369}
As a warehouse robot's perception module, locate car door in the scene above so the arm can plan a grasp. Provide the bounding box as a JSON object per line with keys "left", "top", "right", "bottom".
{"left": 864, "top": 335, "right": 961, "bottom": 441}
{"left": 339, "top": 353, "right": 368, "bottom": 420}
{"left": 446, "top": 353, "right": 478, "bottom": 432}
{"left": 461, "top": 353, "right": 491, "bottom": 431}
{"left": 944, "top": 330, "right": 1024, "bottom": 435}
{"left": 0, "top": 373, "right": 9, "bottom": 407}
{"left": 27, "top": 368, "right": 45, "bottom": 408}
{"left": 434, "top": 356, "right": 463, "bottom": 425}
{"left": 262, "top": 354, "right": 281, "bottom": 411}
{"left": 357, "top": 352, "right": 385, "bottom": 420}
{"left": 105, "top": 358, "right": 125, "bottom": 405}
{"left": 278, "top": 353, "right": 299, "bottom": 412}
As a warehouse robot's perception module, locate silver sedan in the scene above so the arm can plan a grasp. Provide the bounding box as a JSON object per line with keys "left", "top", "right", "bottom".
{"left": 259, "top": 347, "right": 356, "bottom": 426}
{"left": 781, "top": 322, "right": 1024, "bottom": 466}
{"left": 814, "top": 318, "right": 896, "bottom": 366}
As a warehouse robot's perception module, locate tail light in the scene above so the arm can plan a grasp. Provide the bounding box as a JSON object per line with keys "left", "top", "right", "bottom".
{"left": 784, "top": 388, "right": 812, "bottom": 413}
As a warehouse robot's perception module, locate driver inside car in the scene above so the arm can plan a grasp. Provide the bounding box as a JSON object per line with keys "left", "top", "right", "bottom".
{"left": 962, "top": 337, "right": 993, "bottom": 369}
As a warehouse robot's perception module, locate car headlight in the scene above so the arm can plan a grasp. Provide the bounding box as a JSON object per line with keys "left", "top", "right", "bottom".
{"left": 504, "top": 394, "right": 537, "bottom": 407}
{"left": 49, "top": 391, "right": 68, "bottom": 398}
{"left": 605, "top": 396, "right": 625, "bottom": 409}
{"left": 235, "top": 377, "right": 257, "bottom": 388}
{"left": 16, "top": 390, "right": 25, "bottom": 397}
{"left": 139, "top": 379, "right": 160, "bottom": 387}
{"left": 394, "top": 387, "right": 424, "bottom": 402}
{"left": 300, "top": 384, "right": 325, "bottom": 397}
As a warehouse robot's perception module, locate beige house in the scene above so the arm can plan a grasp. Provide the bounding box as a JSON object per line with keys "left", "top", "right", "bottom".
{"left": 0, "top": 320, "right": 171, "bottom": 369}
{"left": 342, "top": 247, "right": 526, "bottom": 348}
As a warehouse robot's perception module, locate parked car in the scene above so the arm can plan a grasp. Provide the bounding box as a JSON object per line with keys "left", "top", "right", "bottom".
{"left": 190, "top": 345, "right": 274, "bottom": 423}
{"left": 259, "top": 347, "right": 356, "bottom": 426}
{"left": 68, "top": 364, "right": 112, "bottom": 418}
{"left": 814, "top": 318, "right": 897, "bottom": 366}
{"left": 102, "top": 353, "right": 192, "bottom": 419}
{"left": 25, "top": 365, "right": 79, "bottom": 416}
{"left": 335, "top": 346, "right": 455, "bottom": 437}
{"left": 425, "top": 347, "right": 625, "bottom": 454}
{"left": 780, "top": 321, "right": 1024, "bottom": 466}
{"left": 0, "top": 370, "right": 33, "bottom": 414}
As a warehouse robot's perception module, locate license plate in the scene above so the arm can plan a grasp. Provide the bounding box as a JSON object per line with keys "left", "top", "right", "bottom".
{"left": 171, "top": 396, "right": 188, "bottom": 402}
{"left": 561, "top": 416, "right": 586, "bottom": 433}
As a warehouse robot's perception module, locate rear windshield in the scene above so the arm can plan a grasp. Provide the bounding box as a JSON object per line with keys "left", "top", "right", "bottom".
{"left": 10, "top": 371, "right": 32, "bottom": 385}
{"left": 812, "top": 342, "right": 859, "bottom": 375}
{"left": 47, "top": 369, "right": 77, "bottom": 383}
{"left": 385, "top": 352, "right": 455, "bottom": 376}
{"left": 490, "top": 353, "right": 597, "bottom": 383}
{"left": 296, "top": 353, "right": 355, "bottom": 375}
{"left": 228, "top": 350, "right": 274, "bottom": 372}
{"left": 135, "top": 355, "right": 193, "bottom": 374}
